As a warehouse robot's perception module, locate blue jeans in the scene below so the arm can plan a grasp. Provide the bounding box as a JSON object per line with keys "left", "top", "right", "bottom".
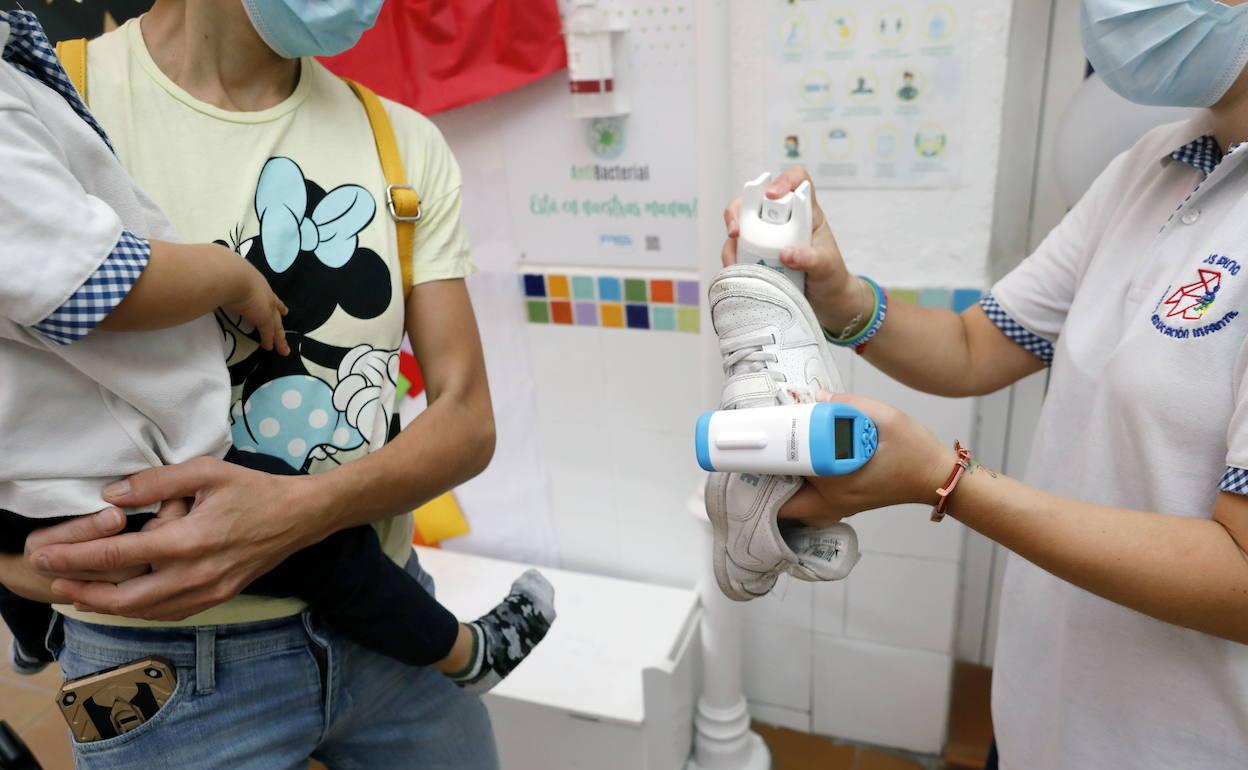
{"left": 53, "top": 555, "right": 499, "bottom": 770}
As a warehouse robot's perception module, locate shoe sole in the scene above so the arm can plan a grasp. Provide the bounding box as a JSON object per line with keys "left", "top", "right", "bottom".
{"left": 711, "top": 264, "right": 843, "bottom": 395}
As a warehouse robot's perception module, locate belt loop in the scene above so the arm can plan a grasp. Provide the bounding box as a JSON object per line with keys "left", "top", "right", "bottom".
{"left": 195, "top": 626, "right": 216, "bottom": 694}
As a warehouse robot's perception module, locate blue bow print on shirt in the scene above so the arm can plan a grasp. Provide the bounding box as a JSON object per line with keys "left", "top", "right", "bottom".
{"left": 254, "top": 156, "right": 376, "bottom": 273}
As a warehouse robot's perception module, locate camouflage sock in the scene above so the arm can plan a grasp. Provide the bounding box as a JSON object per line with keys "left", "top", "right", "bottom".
{"left": 450, "top": 569, "right": 556, "bottom": 694}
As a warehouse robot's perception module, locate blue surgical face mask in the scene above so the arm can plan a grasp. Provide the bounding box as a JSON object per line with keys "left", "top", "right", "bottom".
{"left": 1081, "top": 0, "right": 1248, "bottom": 107}
{"left": 241, "top": 0, "right": 383, "bottom": 59}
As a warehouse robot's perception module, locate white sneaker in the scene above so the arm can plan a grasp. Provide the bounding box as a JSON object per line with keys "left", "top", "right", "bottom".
{"left": 705, "top": 264, "right": 860, "bottom": 601}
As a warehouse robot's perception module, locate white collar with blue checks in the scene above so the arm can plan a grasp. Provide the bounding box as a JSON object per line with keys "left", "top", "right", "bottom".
{"left": 1167, "top": 128, "right": 1248, "bottom": 178}
{"left": 1170, "top": 135, "right": 1224, "bottom": 177}
{"left": 0, "top": 10, "right": 113, "bottom": 152}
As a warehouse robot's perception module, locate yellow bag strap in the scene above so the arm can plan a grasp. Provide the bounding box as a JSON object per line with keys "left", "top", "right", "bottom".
{"left": 344, "top": 80, "right": 420, "bottom": 299}
{"left": 50, "top": 43, "right": 419, "bottom": 299}
{"left": 55, "top": 38, "right": 89, "bottom": 101}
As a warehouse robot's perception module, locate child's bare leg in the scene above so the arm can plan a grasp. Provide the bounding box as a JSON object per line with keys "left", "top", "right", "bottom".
{"left": 434, "top": 625, "right": 476, "bottom": 674}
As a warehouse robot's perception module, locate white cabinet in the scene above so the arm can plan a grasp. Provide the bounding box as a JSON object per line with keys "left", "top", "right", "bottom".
{"left": 415, "top": 547, "right": 701, "bottom": 770}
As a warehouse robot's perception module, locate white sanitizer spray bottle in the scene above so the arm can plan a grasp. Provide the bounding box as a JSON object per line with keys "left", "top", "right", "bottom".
{"left": 736, "top": 172, "right": 813, "bottom": 293}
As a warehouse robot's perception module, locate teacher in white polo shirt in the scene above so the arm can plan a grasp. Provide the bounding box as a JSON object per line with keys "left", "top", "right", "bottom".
{"left": 720, "top": 2, "right": 1248, "bottom": 769}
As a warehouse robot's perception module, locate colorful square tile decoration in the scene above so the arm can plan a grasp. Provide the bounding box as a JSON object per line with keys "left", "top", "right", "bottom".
{"left": 890, "top": 288, "right": 919, "bottom": 306}
{"left": 651, "top": 306, "right": 676, "bottom": 330}
{"left": 599, "top": 276, "right": 622, "bottom": 302}
{"left": 951, "top": 288, "right": 983, "bottom": 313}
{"left": 521, "top": 272, "right": 984, "bottom": 336}
{"left": 601, "top": 303, "right": 625, "bottom": 328}
{"left": 527, "top": 300, "right": 549, "bottom": 324}
{"left": 918, "top": 288, "right": 951, "bottom": 309}
{"left": 547, "top": 275, "right": 571, "bottom": 299}
{"left": 572, "top": 276, "right": 595, "bottom": 300}
{"left": 624, "top": 278, "right": 648, "bottom": 303}
{"left": 550, "top": 301, "right": 573, "bottom": 325}
{"left": 677, "top": 307, "right": 700, "bottom": 333}
{"left": 574, "top": 302, "right": 597, "bottom": 326}
{"left": 523, "top": 274, "right": 546, "bottom": 298}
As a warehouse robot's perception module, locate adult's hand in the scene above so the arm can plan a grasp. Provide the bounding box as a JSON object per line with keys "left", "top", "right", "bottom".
{"left": 29, "top": 457, "right": 320, "bottom": 622}
{"left": 779, "top": 391, "right": 953, "bottom": 527}
{"left": 0, "top": 509, "right": 139, "bottom": 603}
{"left": 721, "top": 166, "right": 865, "bottom": 334}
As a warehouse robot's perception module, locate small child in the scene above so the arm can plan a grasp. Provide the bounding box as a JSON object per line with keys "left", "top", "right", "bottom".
{"left": 0, "top": 10, "right": 553, "bottom": 693}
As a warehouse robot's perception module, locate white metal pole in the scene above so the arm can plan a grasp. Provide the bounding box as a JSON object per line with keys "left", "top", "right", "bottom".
{"left": 689, "top": 1, "right": 769, "bottom": 768}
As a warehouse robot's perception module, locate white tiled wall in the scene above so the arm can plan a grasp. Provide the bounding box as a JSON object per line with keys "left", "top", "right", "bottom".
{"left": 526, "top": 321, "right": 706, "bottom": 589}
{"left": 528, "top": 319, "right": 968, "bottom": 754}
{"left": 526, "top": 316, "right": 970, "bottom": 754}
{"left": 845, "top": 555, "right": 959, "bottom": 654}
{"left": 813, "top": 637, "right": 952, "bottom": 754}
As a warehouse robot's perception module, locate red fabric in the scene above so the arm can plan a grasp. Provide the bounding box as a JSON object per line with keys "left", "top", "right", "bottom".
{"left": 399, "top": 350, "right": 424, "bottom": 398}
{"left": 319, "top": 0, "right": 567, "bottom": 115}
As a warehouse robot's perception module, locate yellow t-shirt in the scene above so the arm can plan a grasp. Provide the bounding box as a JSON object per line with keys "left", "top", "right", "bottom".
{"left": 59, "top": 19, "right": 473, "bottom": 627}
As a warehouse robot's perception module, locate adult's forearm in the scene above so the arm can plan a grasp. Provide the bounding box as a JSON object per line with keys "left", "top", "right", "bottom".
{"left": 297, "top": 396, "right": 496, "bottom": 540}
{"left": 833, "top": 293, "right": 1046, "bottom": 397}
{"left": 948, "top": 467, "right": 1248, "bottom": 643}
{"left": 856, "top": 299, "right": 978, "bottom": 395}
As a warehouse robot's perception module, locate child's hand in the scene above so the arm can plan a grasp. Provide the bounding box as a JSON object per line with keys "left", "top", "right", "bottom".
{"left": 224, "top": 261, "right": 290, "bottom": 356}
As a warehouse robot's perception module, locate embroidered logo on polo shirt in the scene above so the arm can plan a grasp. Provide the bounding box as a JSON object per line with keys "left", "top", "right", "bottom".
{"left": 1151, "top": 255, "right": 1240, "bottom": 340}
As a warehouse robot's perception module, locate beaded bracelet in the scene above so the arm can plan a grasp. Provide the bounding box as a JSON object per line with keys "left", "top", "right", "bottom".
{"left": 824, "top": 276, "right": 888, "bottom": 353}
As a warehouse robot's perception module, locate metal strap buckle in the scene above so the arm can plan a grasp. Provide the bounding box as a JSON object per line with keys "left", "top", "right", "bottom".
{"left": 386, "top": 184, "right": 422, "bottom": 222}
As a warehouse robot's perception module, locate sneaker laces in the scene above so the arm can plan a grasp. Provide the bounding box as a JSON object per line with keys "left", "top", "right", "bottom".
{"left": 721, "top": 334, "right": 814, "bottom": 406}
{"left": 721, "top": 333, "right": 785, "bottom": 382}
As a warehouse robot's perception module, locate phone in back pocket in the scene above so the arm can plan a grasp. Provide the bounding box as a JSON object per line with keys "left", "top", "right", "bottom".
{"left": 57, "top": 657, "right": 176, "bottom": 743}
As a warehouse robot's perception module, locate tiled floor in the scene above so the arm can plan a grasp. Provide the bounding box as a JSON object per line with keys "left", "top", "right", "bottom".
{"left": 0, "top": 624, "right": 73, "bottom": 770}
{"left": 754, "top": 722, "right": 954, "bottom": 770}
{"left": 943, "top": 662, "right": 994, "bottom": 769}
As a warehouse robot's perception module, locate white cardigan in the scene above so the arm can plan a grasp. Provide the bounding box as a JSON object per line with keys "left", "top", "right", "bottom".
{"left": 0, "top": 22, "right": 230, "bottom": 517}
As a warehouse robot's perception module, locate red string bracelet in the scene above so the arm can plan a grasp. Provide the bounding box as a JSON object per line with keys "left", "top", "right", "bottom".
{"left": 930, "top": 441, "right": 971, "bottom": 523}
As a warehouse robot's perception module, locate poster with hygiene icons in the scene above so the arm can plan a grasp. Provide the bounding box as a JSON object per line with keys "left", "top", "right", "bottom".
{"left": 766, "top": 0, "right": 964, "bottom": 188}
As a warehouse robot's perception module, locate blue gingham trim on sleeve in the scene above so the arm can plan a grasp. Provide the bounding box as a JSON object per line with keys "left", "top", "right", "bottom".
{"left": 32, "top": 231, "right": 150, "bottom": 344}
{"left": 1219, "top": 467, "right": 1248, "bottom": 496}
{"left": 979, "top": 294, "right": 1054, "bottom": 365}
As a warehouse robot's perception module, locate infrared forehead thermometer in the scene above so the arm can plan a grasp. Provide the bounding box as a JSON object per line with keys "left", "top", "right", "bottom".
{"left": 696, "top": 403, "right": 878, "bottom": 476}
{"left": 737, "top": 171, "right": 813, "bottom": 293}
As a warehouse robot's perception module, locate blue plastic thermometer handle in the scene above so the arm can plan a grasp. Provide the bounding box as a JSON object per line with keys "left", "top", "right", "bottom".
{"left": 695, "top": 402, "right": 878, "bottom": 476}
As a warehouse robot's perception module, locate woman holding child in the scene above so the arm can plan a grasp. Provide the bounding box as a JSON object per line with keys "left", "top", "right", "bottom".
{"left": 0, "top": 0, "right": 506, "bottom": 766}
